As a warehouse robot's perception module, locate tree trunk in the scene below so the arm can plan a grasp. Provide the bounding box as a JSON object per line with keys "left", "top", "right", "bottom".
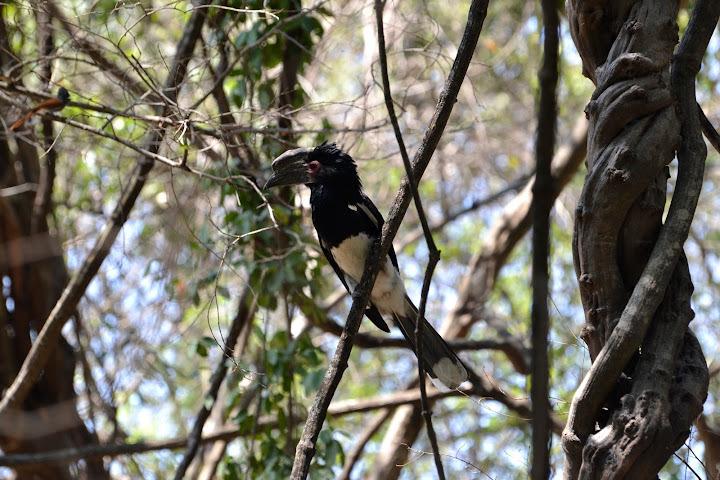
{"left": 562, "top": 1, "right": 715, "bottom": 477}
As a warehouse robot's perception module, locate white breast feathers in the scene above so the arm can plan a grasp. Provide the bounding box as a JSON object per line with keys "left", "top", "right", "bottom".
{"left": 331, "top": 233, "right": 407, "bottom": 316}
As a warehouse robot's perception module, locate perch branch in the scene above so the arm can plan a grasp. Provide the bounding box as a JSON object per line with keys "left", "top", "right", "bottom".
{"left": 374, "top": 0, "right": 445, "bottom": 476}
{"left": 289, "top": 1, "right": 488, "bottom": 477}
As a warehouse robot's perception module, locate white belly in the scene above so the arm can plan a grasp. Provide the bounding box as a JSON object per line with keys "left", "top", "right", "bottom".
{"left": 330, "top": 233, "right": 407, "bottom": 316}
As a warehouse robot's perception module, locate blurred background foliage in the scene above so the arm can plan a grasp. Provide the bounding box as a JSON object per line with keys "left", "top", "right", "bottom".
{"left": 1, "top": 0, "right": 719, "bottom": 479}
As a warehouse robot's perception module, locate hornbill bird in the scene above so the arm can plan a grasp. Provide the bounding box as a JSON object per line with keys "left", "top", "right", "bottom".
{"left": 264, "top": 143, "right": 468, "bottom": 389}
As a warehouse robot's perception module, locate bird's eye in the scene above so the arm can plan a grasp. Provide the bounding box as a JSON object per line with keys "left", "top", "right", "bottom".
{"left": 307, "top": 160, "right": 322, "bottom": 174}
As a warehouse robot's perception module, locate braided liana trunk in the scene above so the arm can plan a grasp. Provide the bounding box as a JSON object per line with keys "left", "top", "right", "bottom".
{"left": 562, "top": 0, "right": 717, "bottom": 478}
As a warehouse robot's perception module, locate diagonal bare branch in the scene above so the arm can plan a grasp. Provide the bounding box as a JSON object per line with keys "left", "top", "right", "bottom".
{"left": 289, "top": 1, "right": 489, "bottom": 478}
{"left": 373, "top": 0, "right": 446, "bottom": 476}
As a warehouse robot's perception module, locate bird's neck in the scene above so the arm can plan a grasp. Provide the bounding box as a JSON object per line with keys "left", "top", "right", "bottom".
{"left": 309, "top": 181, "right": 362, "bottom": 205}
{"left": 308, "top": 182, "right": 363, "bottom": 246}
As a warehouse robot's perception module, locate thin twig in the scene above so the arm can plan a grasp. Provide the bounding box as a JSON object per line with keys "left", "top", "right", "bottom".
{"left": 401, "top": 445, "right": 495, "bottom": 480}
{"left": 187, "top": 0, "right": 330, "bottom": 112}
{"left": 672, "top": 451, "right": 704, "bottom": 480}
{"left": 338, "top": 409, "right": 394, "bottom": 480}
{"left": 45, "top": 0, "right": 147, "bottom": 97}
{"left": 373, "top": 0, "right": 445, "bottom": 477}
{"left": 396, "top": 172, "right": 533, "bottom": 251}
{"left": 0, "top": 80, "right": 388, "bottom": 137}
{"left": 305, "top": 307, "right": 530, "bottom": 359}
{"left": 699, "top": 105, "right": 720, "bottom": 154}
{"left": 15, "top": 112, "right": 263, "bottom": 189}
{"left": 415, "top": 252, "right": 445, "bottom": 472}
{"left": 0, "top": 384, "right": 478, "bottom": 468}
{"left": 289, "top": 1, "right": 488, "bottom": 478}
{"left": 172, "top": 287, "right": 253, "bottom": 480}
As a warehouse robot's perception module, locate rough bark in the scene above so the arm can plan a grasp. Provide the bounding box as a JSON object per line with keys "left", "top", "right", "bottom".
{"left": 563, "top": 0, "right": 714, "bottom": 477}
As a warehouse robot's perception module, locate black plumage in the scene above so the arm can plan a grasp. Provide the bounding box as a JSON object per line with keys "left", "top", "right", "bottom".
{"left": 265, "top": 143, "right": 467, "bottom": 389}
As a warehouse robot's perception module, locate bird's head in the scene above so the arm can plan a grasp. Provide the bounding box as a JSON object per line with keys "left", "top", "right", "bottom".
{"left": 264, "top": 143, "right": 361, "bottom": 192}
{"left": 57, "top": 87, "right": 70, "bottom": 104}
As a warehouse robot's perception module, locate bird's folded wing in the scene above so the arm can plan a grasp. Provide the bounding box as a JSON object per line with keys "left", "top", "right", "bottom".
{"left": 357, "top": 193, "right": 399, "bottom": 270}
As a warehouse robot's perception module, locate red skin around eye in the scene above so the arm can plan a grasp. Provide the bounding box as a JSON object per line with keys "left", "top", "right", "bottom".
{"left": 307, "top": 161, "right": 322, "bottom": 173}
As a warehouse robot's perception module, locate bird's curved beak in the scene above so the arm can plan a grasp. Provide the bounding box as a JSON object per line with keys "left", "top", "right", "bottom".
{"left": 264, "top": 147, "right": 313, "bottom": 189}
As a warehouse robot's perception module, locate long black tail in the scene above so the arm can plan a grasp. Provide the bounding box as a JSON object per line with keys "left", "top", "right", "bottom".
{"left": 392, "top": 295, "right": 468, "bottom": 389}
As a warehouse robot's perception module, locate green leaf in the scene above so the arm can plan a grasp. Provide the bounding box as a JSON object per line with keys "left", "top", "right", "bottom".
{"left": 194, "top": 336, "right": 216, "bottom": 358}
{"left": 267, "top": 348, "right": 278, "bottom": 366}
{"left": 230, "top": 81, "right": 247, "bottom": 107}
{"left": 218, "top": 457, "right": 242, "bottom": 480}
{"left": 301, "top": 368, "right": 326, "bottom": 395}
{"left": 216, "top": 285, "right": 230, "bottom": 299}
